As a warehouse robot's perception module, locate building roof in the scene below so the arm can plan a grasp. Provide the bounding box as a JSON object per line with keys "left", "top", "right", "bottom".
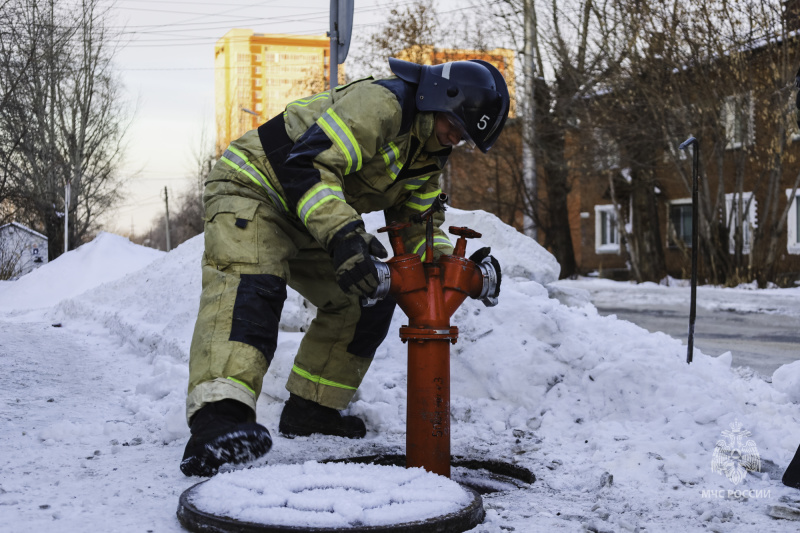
{"left": 0, "top": 222, "right": 48, "bottom": 240}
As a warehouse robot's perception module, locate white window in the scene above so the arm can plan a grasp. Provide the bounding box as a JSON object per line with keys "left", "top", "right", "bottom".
{"left": 725, "top": 192, "right": 757, "bottom": 254}
{"left": 722, "top": 93, "right": 754, "bottom": 149}
{"left": 787, "top": 189, "right": 800, "bottom": 254}
{"left": 254, "top": 79, "right": 262, "bottom": 87}
{"left": 667, "top": 198, "right": 693, "bottom": 248}
{"left": 595, "top": 205, "right": 620, "bottom": 253}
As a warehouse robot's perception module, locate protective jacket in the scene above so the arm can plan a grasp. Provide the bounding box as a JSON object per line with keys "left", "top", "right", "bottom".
{"left": 218, "top": 75, "right": 455, "bottom": 257}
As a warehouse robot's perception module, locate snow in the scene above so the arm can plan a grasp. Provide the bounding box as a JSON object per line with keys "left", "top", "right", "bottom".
{"left": 773, "top": 362, "right": 800, "bottom": 404}
{"left": 0, "top": 231, "right": 164, "bottom": 312}
{"left": 1, "top": 208, "right": 800, "bottom": 532}
{"left": 188, "top": 461, "right": 472, "bottom": 527}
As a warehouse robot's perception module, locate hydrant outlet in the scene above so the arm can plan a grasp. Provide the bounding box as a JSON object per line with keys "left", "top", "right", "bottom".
{"left": 362, "top": 259, "right": 392, "bottom": 307}
{"left": 476, "top": 258, "right": 499, "bottom": 307}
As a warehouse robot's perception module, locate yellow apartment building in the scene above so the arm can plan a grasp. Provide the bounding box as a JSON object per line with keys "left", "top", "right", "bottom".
{"left": 214, "top": 29, "right": 337, "bottom": 153}
{"left": 215, "top": 32, "right": 516, "bottom": 153}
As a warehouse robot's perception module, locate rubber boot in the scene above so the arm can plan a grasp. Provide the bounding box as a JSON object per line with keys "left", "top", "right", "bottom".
{"left": 180, "top": 399, "right": 272, "bottom": 477}
{"left": 278, "top": 393, "right": 366, "bottom": 439}
{"left": 783, "top": 444, "right": 800, "bottom": 489}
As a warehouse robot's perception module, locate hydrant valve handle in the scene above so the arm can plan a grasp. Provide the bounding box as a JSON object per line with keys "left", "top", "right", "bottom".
{"left": 448, "top": 226, "right": 482, "bottom": 239}
{"left": 377, "top": 222, "right": 412, "bottom": 233}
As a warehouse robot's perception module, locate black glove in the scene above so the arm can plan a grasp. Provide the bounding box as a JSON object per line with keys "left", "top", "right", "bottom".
{"left": 331, "top": 228, "right": 388, "bottom": 296}
{"left": 470, "top": 247, "right": 502, "bottom": 298}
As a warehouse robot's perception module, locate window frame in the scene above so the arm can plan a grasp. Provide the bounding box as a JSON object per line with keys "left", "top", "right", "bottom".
{"left": 785, "top": 90, "right": 800, "bottom": 143}
{"left": 667, "top": 198, "right": 693, "bottom": 248}
{"left": 594, "top": 204, "right": 621, "bottom": 254}
{"left": 722, "top": 92, "right": 755, "bottom": 150}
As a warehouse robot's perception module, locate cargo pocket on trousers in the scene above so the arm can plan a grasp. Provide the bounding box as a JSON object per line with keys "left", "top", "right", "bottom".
{"left": 204, "top": 196, "right": 261, "bottom": 267}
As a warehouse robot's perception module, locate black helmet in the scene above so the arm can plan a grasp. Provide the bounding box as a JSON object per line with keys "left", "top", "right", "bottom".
{"left": 389, "top": 57, "right": 510, "bottom": 153}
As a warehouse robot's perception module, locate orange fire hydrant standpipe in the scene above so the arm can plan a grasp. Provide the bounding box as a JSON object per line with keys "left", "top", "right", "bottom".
{"left": 371, "top": 198, "right": 499, "bottom": 478}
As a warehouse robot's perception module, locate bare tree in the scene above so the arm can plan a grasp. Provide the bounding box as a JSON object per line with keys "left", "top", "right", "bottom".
{"left": 0, "top": 0, "right": 127, "bottom": 259}
{"left": 355, "top": 0, "right": 443, "bottom": 76}
{"left": 627, "top": 0, "right": 800, "bottom": 286}
{"left": 477, "top": 0, "right": 636, "bottom": 278}
{"left": 0, "top": 236, "right": 23, "bottom": 280}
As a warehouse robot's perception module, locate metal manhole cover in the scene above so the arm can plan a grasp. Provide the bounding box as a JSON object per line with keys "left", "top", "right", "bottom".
{"left": 177, "top": 461, "right": 484, "bottom": 532}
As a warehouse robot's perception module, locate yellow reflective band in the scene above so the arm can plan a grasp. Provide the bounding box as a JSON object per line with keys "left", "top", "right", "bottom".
{"left": 403, "top": 175, "right": 432, "bottom": 191}
{"left": 412, "top": 236, "right": 452, "bottom": 254}
{"left": 379, "top": 142, "right": 402, "bottom": 180}
{"left": 404, "top": 189, "right": 442, "bottom": 211}
{"left": 291, "top": 365, "right": 357, "bottom": 390}
{"left": 316, "top": 109, "right": 362, "bottom": 174}
{"left": 227, "top": 376, "right": 255, "bottom": 395}
{"left": 221, "top": 146, "right": 289, "bottom": 212}
{"left": 297, "top": 183, "right": 345, "bottom": 225}
{"left": 412, "top": 236, "right": 452, "bottom": 260}
{"left": 283, "top": 92, "right": 330, "bottom": 115}
{"left": 379, "top": 148, "right": 391, "bottom": 167}
{"left": 412, "top": 237, "right": 426, "bottom": 255}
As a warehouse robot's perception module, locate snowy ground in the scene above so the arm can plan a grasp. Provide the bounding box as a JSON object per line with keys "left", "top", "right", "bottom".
{"left": 553, "top": 277, "right": 800, "bottom": 378}
{"left": 2, "top": 211, "right": 800, "bottom": 532}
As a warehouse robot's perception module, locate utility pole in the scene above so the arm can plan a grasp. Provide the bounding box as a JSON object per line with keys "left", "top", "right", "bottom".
{"left": 64, "top": 179, "right": 71, "bottom": 253}
{"left": 522, "top": 0, "right": 538, "bottom": 241}
{"left": 164, "top": 186, "right": 171, "bottom": 252}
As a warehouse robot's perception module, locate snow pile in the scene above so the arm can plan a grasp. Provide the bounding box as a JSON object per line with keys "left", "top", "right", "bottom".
{"left": 559, "top": 277, "right": 800, "bottom": 317}
{"left": 188, "top": 461, "right": 472, "bottom": 527}
{"left": 773, "top": 361, "right": 800, "bottom": 403}
{"left": 3, "top": 207, "right": 800, "bottom": 531}
{"left": 442, "top": 208, "right": 561, "bottom": 283}
{"left": 0, "top": 232, "right": 163, "bottom": 312}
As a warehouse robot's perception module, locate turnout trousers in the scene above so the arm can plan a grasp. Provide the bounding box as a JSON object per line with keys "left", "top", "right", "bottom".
{"left": 185, "top": 179, "right": 396, "bottom": 424}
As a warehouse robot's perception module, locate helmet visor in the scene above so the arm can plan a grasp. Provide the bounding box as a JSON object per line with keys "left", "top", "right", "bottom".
{"left": 459, "top": 84, "right": 506, "bottom": 152}
{"left": 444, "top": 114, "right": 476, "bottom": 150}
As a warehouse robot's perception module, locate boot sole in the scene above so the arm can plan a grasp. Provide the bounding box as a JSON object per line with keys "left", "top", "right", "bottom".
{"left": 181, "top": 426, "right": 272, "bottom": 477}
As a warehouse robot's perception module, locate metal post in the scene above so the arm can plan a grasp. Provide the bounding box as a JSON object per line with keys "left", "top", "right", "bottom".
{"left": 679, "top": 136, "right": 699, "bottom": 364}
{"left": 64, "top": 179, "right": 71, "bottom": 254}
{"left": 164, "top": 186, "right": 171, "bottom": 252}
{"left": 329, "top": 0, "right": 338, "bottom": 90}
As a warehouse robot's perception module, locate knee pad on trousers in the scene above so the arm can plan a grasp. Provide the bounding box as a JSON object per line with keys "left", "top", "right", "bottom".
{"left": 346, "top": 295, "right": 396, "bottom": 359}
{"left": 229, "top": 274, "right": 287, "bottom": 364}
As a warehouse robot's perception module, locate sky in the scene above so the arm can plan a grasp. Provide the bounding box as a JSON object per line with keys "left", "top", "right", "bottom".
{"left": 104, "top": 0, "right": 460, "bottom": 236}
{"left": 2, "top": 207, "right": 800, "bottom": 531}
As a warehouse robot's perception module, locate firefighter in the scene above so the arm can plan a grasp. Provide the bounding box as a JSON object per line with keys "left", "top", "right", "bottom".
{"left": 180, "top": 58, "right": 510, "bottom": 477}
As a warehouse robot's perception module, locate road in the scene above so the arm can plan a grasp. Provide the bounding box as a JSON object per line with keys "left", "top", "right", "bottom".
{"left": 553, "top": 279, "right": 800, "bottom": 379}
{"left": 595, "top": 304, "right": 799, "bottom": 378}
